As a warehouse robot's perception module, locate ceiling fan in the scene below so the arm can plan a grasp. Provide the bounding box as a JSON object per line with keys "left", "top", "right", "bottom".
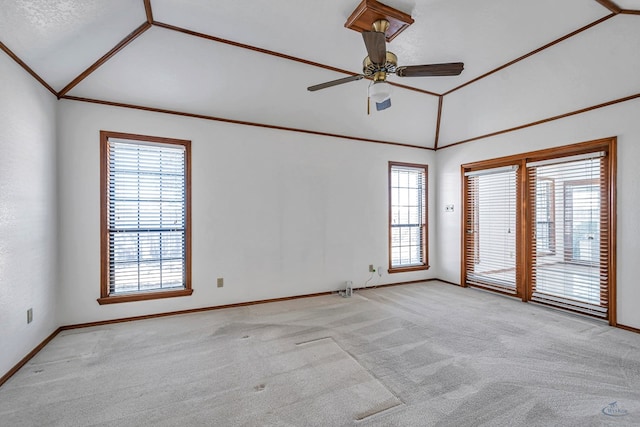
{"left": 307, "top": 19, "right": 464, "bottom": 111}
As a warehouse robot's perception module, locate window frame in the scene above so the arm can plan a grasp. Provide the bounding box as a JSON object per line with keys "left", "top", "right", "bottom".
{"left": 388, "top": 161, "right": 429, "bottom": 274}
{"left": 99, "top": 130, "right": 193, "bottom": 305}
{"left": 534, "top": 177, "right": 556, "bottom": 256}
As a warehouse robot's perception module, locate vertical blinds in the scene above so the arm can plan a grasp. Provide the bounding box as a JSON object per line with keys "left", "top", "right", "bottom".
{"left": 527, "top": 153, "right": 608, "bottom": 318}
{"left": 107, "top": 139, "right": 187, "bottom": 294}
{"left": 390, "top": 165, "right": 426, "bottom": 267}
{"left": 464, "top": 166, "right": 518, "bottom": 294}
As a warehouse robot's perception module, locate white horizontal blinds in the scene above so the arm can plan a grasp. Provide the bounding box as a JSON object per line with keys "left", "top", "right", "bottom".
{"left": 465, "top": 166, "right": 518, "bottom": 293}
{"left": 390, "top": 165, "right": 426, "bottom": 267}
{"left": 527, "top": 153, "right": 608, "bottom": 318}
{"left": 107, "top": 139, "right": 186, "bottom": 295}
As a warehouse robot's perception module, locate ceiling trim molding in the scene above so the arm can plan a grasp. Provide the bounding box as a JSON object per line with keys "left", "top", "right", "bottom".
{"left": 593, "top": 0, "right": 640, "bottom": 17}
{"left": 144, "top": 0, "right": 154, "bottom": 24}
{"left": 61, "top": 95, "right": 433, "bottom": 151}
{"left": 152, "top": 21, "right": 440, "bottom": 97}
{"left": 0, "top": 40, "right": 58, "bottom": 97}
{"left": 595, "top": 0, "right": 622, "bottom": 13}
{"left": 443, "top": 13, "right": 616, "bottom": 96}
{"left": 436, "top": 91, "right": 640, "bottom": 150}
{"left": 59, "top": 22, "right": 152, "bottom": 97}
{"left": 433, "top": 96, "right": 443, "bottom": 149}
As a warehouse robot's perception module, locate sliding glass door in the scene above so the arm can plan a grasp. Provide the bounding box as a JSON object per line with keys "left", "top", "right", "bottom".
{"left": 462, "top": 138, "right": 616, "bottom": 323}
{"left": 463, "top": 165, "right": 520, "bottom": 295}
{"left": 528, "top": 153, "right": 609, "bottom": 318}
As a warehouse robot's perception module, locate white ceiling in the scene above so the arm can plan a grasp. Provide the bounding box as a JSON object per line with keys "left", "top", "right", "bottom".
{"left": 1, "top": 0, "right": 637, "bottom": 148}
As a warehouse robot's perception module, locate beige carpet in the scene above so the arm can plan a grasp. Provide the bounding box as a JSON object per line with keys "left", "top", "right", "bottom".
{"left": 1, "top": 281, "right": 640, "bottom": 426}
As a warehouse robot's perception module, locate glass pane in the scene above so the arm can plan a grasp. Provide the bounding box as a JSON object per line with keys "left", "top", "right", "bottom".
{"left": 466, "top": 170, "right": 517, "bottom": 290}
{"left": 390, "top": 165, "right": 426, "bottom": 268}
{"left": 531, "top": 157, "right": 605, "bottom": 311}
{"left": 108, "top": 140, "right": 186, "bottom": 294}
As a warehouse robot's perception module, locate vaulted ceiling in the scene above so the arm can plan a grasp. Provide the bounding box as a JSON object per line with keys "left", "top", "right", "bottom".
{"left": 1, "top": 0, "right": 639, "bottom": 149}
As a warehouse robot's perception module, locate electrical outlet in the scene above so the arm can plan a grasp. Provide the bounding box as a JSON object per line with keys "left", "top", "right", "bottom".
{"left": 369, "top": 264, "right": 375, "bottom": 273}
{"left": 377, "top": 266, "right": 383, "bottom": 277}
{"left": 217, "top": 277, "right": 224, "bottom": 288}
{"left": 445, "top": 204, "right": 455, "bottom": 212}
{"left": 27, "top": 308, "right": 33, "bottom": 324}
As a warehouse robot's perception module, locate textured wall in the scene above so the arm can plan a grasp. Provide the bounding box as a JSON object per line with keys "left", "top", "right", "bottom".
{"left": 0, "top": 53, "right": 58, "bottom": 376}
{"left": 56, "top": 100, "right": 436, "bottom": 325}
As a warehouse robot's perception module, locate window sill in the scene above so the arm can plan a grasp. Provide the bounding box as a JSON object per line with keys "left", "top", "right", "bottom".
{"left": 97, "top": 288, "right": 193, "bottom": 305}
{"left": 388, "top": 265, "right": 430, "bottom": 274}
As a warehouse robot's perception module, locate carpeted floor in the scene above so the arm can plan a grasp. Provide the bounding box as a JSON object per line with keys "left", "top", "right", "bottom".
{"left": 1, "top": 281, "right": 640, "bottom": 426}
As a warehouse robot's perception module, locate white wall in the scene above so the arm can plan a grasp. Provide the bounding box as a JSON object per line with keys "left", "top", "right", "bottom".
{"left": 435, "top": 97, "right": 640, "bottom": 329}
{"left": 56, "top": 100, "right": 436, "bottom": 325}
{"left": 0, "top": 54, "right": 58, "bottom": 376}
{"left": 439, "top": 15, "right": 640, "bottom": 145}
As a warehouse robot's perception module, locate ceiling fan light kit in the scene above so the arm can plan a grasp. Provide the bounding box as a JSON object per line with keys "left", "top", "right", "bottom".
{"left": 369, "top": 81, "right": 392, "bottom": 102}
{"left": 308, "top": 0, "right": 464, "bottom": 112}
{"left": 369, "top": 81, "right": 392, "bottom": 111}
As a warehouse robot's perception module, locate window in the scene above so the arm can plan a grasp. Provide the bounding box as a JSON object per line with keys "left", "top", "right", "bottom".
{"left": 99, "top": 131, "right": 192, "bottom": 304}
{"left": 388, "top": 162, "right": 428, "bottom": 273}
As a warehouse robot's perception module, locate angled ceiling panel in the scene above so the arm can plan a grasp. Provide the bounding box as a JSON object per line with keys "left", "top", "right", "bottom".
{"left": 392, "top": 0, "right": 609, "bottom": 94}
{"left": 616, "top": 0, "right": 640, "bottom": 8}
{"left": 151, "top": 0, "right": 609, "bottom": 95}
{"left": 68, "top": 26, "right": 440, "bottom": 148}
{"left": 0, "top": 0, "right": 146, "bottom": 90}
{"left": 438, "top": 14, "right": 640, "bottom": 146}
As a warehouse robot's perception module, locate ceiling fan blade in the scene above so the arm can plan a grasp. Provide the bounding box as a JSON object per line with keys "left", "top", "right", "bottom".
{"left": 395, "top": 62, "right": 464, "bottom": 77}
{"left": 362, "top": 31, "right": 387, "bottom": 65}
{"left": 307, "top": 74, "right": 364, "bottom": 91}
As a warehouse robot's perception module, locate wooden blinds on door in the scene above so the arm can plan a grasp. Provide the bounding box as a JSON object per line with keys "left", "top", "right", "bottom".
{"left": 461, "top": 138, "right": 616, "bottom": 324}
{"left": 527, "top": 152, "right": 610, "bottom": 318}
{"left": 464, "top": 165, "right": 520, "bottom": 295}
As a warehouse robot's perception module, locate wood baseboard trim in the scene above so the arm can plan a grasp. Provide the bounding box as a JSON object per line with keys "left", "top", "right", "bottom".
{"left": 427, "top": 278, "right": 461, "bottom": 287}
{"left": 65, "top": 280, "right": 436, "bottom": 331}
{"left": 62, "top": 291, "right": 336, "bottom": 330}
{"left": 0, "top": 328, "right": 62, "bottom": 388}
{"left": 353, "top": 278, "right": 433, "bottom": 291}
{"left": 65, "top": 280, "right": 438, "bottom": 331}
{"left": 616, "top": 323, "right": 640, "bottom": 334}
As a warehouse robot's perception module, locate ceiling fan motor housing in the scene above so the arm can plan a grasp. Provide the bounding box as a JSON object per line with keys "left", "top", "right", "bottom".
{"left": 363, "top": 51, "right": 397, "bottom": 79}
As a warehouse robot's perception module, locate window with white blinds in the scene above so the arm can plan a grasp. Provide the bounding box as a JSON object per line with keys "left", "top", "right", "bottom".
{"left": 527, "top": 152, "right": 609, "bottom": 318}
{"left": 100, "top": 131, "right": 192, "bottom": 304}
{"left": 464, "top": 166, "right": 519, "bottom": 294}
{"left": 389, "top": 162, "right": 428, "bottom": 272}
